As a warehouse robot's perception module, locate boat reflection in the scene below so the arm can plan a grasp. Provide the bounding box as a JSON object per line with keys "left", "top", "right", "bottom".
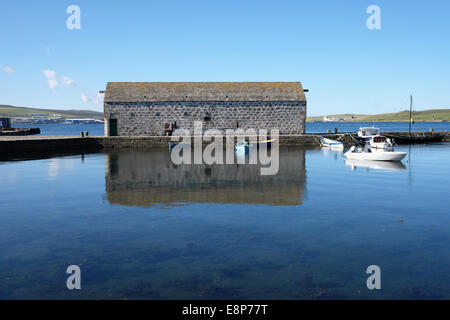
{"left": 321, "top": 147, "right": 344, "bottom": 158}
{"left": 105, "top": 147, "right": 306, "bottom": 207}
{"left": 345, "top": 159, "right": 406, "bottom": 171}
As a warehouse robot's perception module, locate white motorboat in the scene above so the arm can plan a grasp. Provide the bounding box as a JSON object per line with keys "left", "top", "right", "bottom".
{"left": 344, "top": 146, "right": 406, "bottom": 161}
{"left": 357, "top": 126, "right": 395, "bottom": 150}
{"left": 319, "top": 137, "right": 344, "bottom": 150}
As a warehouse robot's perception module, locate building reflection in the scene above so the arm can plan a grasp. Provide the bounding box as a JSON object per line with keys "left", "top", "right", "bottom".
{"left": 105, "top": 147, "right": 306, "bottom": 207}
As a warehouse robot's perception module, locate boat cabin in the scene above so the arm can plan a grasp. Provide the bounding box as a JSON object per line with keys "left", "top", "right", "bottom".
{"left": 357, "top": 127, "right": 380, "bottom": 139}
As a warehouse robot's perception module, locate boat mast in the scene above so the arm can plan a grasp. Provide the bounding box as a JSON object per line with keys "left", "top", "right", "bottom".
{"left": 409, "top": 94, "right": 413, "bottom": 135}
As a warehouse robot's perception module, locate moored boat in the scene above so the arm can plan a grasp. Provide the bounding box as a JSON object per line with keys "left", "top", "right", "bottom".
{"left": 249, "top": 138, "right": 277, "bottom": 150}
{"left": 0, "top": 127, "right": 41, "bottom": 136}
{"left": 319, "top": 137, "right": 344, "bottom": 150}
{"left": 384, "top": 133, "right": 445, "bottom": 144}
{"left": 235, "top": 139, "right": 276, "bottom": 153}
{"left": 344, "top": 146, "right": 406, "bottom": 161}
{"left": 235, "top": 140, "right": 249, "bottom": 153}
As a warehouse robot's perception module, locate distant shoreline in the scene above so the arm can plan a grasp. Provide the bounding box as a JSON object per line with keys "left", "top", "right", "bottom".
{"left": 308, "top": 109, "right": 450, "bottom": 122}
{"left": 2, "top": 104, "right": 449, "bottom": 123}
{"left": 0, "top": 104, "right": 103, "bottom": 119}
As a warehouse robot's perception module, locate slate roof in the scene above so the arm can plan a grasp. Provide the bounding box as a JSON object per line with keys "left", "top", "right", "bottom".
{"left": 104, "top": 82, "right": 306, "bottom": 102}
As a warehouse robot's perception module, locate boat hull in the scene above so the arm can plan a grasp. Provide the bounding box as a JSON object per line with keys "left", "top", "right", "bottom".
{"left": 385, "top": 134, "right": 445, "bottom": 144}
{"left": 0, "top": 128, "right": 41, "bottom": 136}
{"left": 319, "top": 137, "right": 344, "bottom": 150}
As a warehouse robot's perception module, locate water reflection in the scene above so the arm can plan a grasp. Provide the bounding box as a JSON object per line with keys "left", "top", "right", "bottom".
{"left": 321, "top": 147, "right": 344, "bottom": 161}
{"left": 345, "top": 159, "right": 406, "bottom": 171}
{"left": 105, "top": 147, "right": 306, "bottom": 207}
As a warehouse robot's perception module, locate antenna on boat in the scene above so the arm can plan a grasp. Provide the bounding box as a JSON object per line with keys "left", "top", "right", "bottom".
{"left": 409, "top": 94, "right": 413, "bottom": 136}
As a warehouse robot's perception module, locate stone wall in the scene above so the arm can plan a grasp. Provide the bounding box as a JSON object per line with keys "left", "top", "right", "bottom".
{"left": 104, "top": 101, "right": 306, "bottom": 136}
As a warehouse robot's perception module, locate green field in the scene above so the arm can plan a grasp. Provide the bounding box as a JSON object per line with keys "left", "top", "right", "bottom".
{"left": 307, "top": 109, "right": 450, "bottom": 122}
{"left": 0, "top": 105, "right": 103, "bottom": 119}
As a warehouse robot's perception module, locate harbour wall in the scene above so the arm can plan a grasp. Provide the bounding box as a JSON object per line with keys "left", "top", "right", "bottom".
{"left": 1, "top": 131, "right": 449, "bottom": 157}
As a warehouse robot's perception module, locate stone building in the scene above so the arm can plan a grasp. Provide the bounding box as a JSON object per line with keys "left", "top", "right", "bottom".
{"left": 103, "top": 82, "right": 307, "bottom": 136}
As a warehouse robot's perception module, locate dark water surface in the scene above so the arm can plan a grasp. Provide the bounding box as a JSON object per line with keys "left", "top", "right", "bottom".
{"left": 13, "top": 121, "right": 450, "bottom": 136}
{"left": 1, "top": 144, "right": 449, "bottom": 299}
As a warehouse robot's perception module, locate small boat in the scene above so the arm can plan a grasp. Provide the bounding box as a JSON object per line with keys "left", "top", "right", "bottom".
{"left": 249, "top": 138, "right": 277, "bottom": 150}
{"left": 168, "top": 142, "right": 191, "bottom": 151}
{"left": 384, "top": 133, "right": 445, "bottom": 144}
{"left": 344, "top": 146, "right": 406, "bottom": 161}
{"left": 319, "top": 137, "right": 344, "bottom": 150}
{"left": 0, "top": 127, "right": 41, "bottom": 136}
{"left": 235, "top": 139, "right": 276, "bottom": 153}
{"left": 235, "top": 140, "right": 249, "bottom": 153}
{"left": 11, "top": 117, "right": 32, "bottom": 124}
{"left": 383, "top": 95, "right": 444, "bottom": 144}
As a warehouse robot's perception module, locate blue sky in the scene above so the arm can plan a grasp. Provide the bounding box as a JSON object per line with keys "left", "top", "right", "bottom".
{"left": 1, "top": 0, "right": 449, "bottom": 115}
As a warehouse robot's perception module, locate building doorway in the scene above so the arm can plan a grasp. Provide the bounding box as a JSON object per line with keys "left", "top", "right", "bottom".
{"left": 109, "top": 119, "right": 118, "bottom": 136}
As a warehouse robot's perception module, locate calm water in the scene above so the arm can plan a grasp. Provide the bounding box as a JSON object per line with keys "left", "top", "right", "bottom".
{"left": 13, "top": 123, "right": 105, "bottom": 136}
{"left": 13, "top": 121, "right": 450, "bottom": 136}
{"left": 1, "top": 144, "right": 450, "bottom": 299}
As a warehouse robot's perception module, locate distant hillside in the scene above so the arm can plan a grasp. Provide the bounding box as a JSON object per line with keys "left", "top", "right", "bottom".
{"left": 307, "top": 109, "right": 450, "bottom": 122}
{"left": 0, "top": 105, "right": 103, "bottom": 119}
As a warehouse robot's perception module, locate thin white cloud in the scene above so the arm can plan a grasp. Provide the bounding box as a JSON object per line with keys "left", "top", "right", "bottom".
{"left": 43, "top": 70, "right": 75, "bottom": 91}
{"left": 45, "top": 47, "right": 50, "bottom": 55}
{"left": 81, "top": 92, "right": 91, "bottom": 103}
{"left": 1, "top": 66, "right": 14, "bottom": 74}
{"left": 95, "top": 92, "right": 105, "bottom": 105}
{"left": 81, "top": 91, "right": 104, "bottom": 105}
